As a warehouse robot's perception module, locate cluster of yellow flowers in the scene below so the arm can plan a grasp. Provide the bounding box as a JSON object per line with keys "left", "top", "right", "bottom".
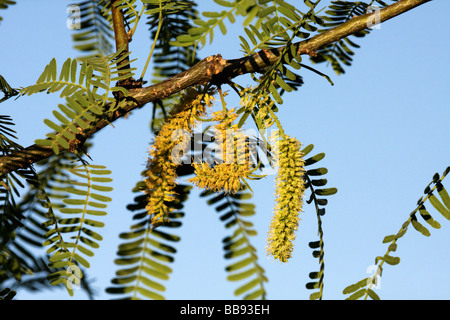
{"left": 240, "top": 87, "right": 276, "bottom": 130}
{"left": 188, "top": 161, "right": 251, "bottom": 194}
{"left": 266, "top": 136, "right": 306, "bottom": 262}
{"left": 144, "top": 87, "right": 215, "bottom": 225}
{"left": 188, "top": 107, "right": 253, "bottom": 195}
{"left": 146, "top": 84, "right": 308, "bottom": 263}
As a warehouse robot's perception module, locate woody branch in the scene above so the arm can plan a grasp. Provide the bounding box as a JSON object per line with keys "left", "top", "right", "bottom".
{"left": 0, "top": 0, "right": 430, "bottom": 176}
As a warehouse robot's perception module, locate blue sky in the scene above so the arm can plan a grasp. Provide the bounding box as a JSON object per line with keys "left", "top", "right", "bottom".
{"left": 1, "top": 1, "right": 449, "bottom": 300}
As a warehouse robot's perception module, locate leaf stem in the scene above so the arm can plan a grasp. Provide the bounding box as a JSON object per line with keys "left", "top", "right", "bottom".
{"left": 140, "top": 0, "right": 163, "bottom": 80}
{"left": 125, "top": 1, "right": 145, "bottom": 39}
{"left": 268, "top": 107, "right": 286, "bottom": 140}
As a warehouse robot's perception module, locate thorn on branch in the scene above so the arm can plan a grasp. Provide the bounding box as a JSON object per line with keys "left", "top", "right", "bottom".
{"left": 127, "top": 29, "right": 133, "bottom": 42}
{"left": 298, "top": 48, "right": 318, "bottom": 57}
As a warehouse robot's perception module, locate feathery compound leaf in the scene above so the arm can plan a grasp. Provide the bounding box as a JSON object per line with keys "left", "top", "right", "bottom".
{"left": 172, "top": 0, "right": 268, "bottom": 49}
{"left": 0, "top": 129, "right": 39, "bottom": 286}
{"left": 20, "top": 58, "right": 89, "bottom": 99}
{"left": 42, "top": 162, "right": 111, "bottom": 296}
{"left": 343, "top": 168, "right": 449, "bottom": 300}
{"left": 201, "top": 186, "right": 267, "bottom": 300}
{"left": 301, "top": 145, "right": 336, "bottom": 300}
{"left": 3, "top": 150, "right": 103, "bottom": 294}
{"left": 107, "top": 181, "right": 191, "bottom": 300}
{"left": 30, "top": 48, "right": 134, "bottom": 154}
{"left": 69, "top": 0, "right": 114, "bottom": 57}
{"left": 309, "top": 1, "right": 377, "bottom": 75}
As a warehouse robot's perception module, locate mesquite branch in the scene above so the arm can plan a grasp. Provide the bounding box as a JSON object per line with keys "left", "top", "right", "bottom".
{"left": 0, "top": 0, "right": 430, "bottom": 177}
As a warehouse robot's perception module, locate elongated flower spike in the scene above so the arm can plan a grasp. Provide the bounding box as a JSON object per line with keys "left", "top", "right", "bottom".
{"left": 266, "top": 136, "right": 306, "bottom": 262}
{"left": 144, "top": 86, "right": 215, "bottom": 225}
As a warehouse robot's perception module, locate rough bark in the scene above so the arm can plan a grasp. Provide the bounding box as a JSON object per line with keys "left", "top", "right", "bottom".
{"left": 0, "top": 0, "right": 431, "bottom": 177}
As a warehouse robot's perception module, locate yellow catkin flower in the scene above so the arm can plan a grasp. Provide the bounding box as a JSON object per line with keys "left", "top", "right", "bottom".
{"left": 266, "top": 136, "right": 306, "bottom": 262}
{"left": 189, "top": 162, "right": 252, "bottom": 194}
{"left": 188, "top": 108, "right": 253, "bottom": 194}
{"left": 144, "top": 87, "right": 215, "bottom": 225}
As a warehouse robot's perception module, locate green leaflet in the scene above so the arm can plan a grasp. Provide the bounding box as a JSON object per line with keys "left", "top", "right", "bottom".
{"left": 429, "top": 193, "right": 450, "bottom": 220}
{"left": 226, "top": 257, "right": 253, "bottom": 272}
{"left": 227, "top": 267, "right": 257, "bottom": 281}
{"left": 307, "top": 167, "right": 328, "bottom": 176}
{"left": 411, "top": 216, "right": 430, "bottom": 237}
{"left": 314, "top": 187, "right": 338, "bottom": 196}
{"left": 235, "top": 278, "right": 260, "bottom": 297}
{"left": 375, "top": 254, "right": 400, "bottom": 266}
{"left": 42, "top": 162, "right": 112, "bottom": 296}
{"left": 343, "top": 277, "right": 370, "bottom": 295}
{"left": 201, "top": 186, "right": 267, "bottom": 300}
{"left": 304, "top": 152, "right": 325, "bottom": 166}
{"left": 367, "top": 288, "right": 381, "bottom": 300}
{"left": 419, "top": 205, "right": 441, "bottom": 229}
{"left": 346, "top": 289, "right": 367, "bottom": 300}
{"left": 437, "top": 181, "right": 450, "bottom": 210}
{"left": 136, "top": 286, "right": 165, "bottom": 300}
{"left": 382, "top": 234, "right": 397, "bottom": 243}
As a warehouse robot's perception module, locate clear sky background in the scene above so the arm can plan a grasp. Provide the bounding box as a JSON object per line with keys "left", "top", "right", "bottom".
{"left": 1, "top": 0, "right": 449, "bottom": 300}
